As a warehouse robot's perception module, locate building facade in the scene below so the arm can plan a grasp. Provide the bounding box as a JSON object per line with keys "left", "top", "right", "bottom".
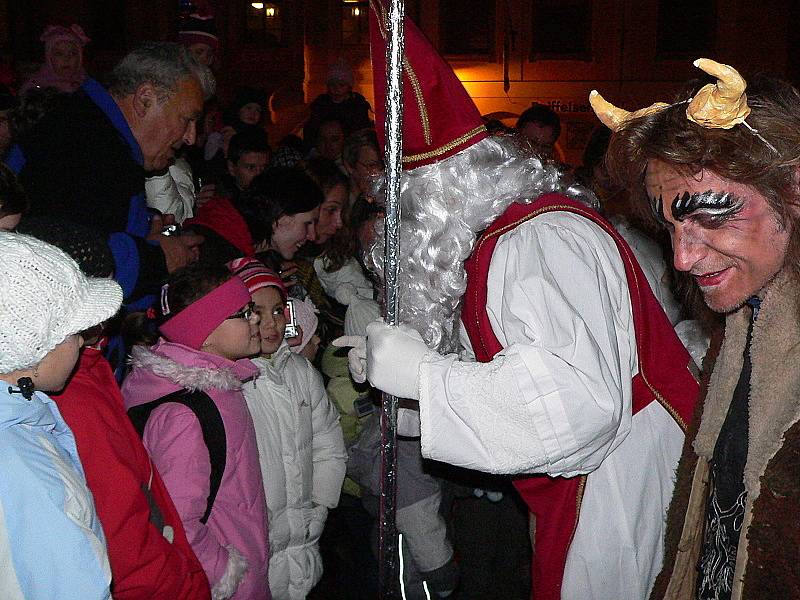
{"left": 2, "top": 0, "right": 797, "bottom": 164}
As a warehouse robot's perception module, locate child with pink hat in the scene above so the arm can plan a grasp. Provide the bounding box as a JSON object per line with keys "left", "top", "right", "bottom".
{"left": 122, "top": 263, "right": 270, "bottom": 600}
{"left": 20, "top": 24, "right": 90, "bottom": 94}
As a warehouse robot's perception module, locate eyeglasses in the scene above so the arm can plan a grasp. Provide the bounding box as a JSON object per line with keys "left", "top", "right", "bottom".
{"left": 227, "top": 302, "right": 256, "bottom": 321}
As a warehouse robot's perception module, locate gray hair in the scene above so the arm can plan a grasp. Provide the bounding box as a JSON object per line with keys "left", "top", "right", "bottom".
{"left": 109, "top": 42, "right": 215, "bottom": 101}
{"left": 367, "top": 134, "right": 597, "bottom": 353}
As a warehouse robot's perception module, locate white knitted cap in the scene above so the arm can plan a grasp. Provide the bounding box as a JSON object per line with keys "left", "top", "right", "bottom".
{"left": 0, "top": 232, "right": 123, "bottom": 373}
{"left": 288, "top": 297, "right": 319, "bottom": 355}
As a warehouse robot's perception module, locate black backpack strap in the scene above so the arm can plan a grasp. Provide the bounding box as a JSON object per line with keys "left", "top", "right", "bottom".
{"left": 128, "top": 389, "right": 227, "bottom": 524}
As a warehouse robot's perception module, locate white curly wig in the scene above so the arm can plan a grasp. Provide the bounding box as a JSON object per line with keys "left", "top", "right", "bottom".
{"left": 367, "top": 134, "right": 598, "bottom": 353}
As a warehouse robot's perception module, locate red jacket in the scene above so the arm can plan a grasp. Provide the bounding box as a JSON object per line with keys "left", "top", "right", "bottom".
{"left": 52, "top": 347, "right": 211, "bottom": 599}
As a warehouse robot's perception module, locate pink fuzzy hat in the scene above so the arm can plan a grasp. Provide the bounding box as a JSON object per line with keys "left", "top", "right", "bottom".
{"left": 288, "top": 297, "right": 319, "bottom": 354}
{"left": 41, "top": 24, "right": 90, "bottom": 51}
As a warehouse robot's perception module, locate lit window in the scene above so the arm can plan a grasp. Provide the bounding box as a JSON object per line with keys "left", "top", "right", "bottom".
{"left": 245, "top": 1, "right": 283, "bottom": 45}
{"left": 342, "top": 1, "right": 369, "bottom": 45}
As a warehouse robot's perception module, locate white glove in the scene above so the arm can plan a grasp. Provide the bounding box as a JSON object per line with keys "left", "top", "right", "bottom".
{"left": 397, "top": 407, "right": 421, "bottom": 437}
{"left": 344, "top": 296, "right": 381, "bottom": 337}
{"left": 365, "top": 320, "right": 432, "bottom": 400}
{"left": 331, "top": 334, "right": 367, "bottom": 383}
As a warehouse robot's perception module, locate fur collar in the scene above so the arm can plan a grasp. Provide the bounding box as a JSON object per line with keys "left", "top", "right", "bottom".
{"left": 129, "top": 345, "right": 248, "bottom": 392}
{"left": 694, "top": 269, "right": 800, "bottom": 496}
{"left": 692, "top": 268, "right": 800, "bottom": 595}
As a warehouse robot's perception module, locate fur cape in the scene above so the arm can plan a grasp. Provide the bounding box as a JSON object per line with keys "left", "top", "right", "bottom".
{"left": 651, "top": 269, "right": 800, "bottom": 599}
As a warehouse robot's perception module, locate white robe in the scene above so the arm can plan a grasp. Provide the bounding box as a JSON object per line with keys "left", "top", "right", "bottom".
{"left": 417, "top": 212, "right": 685, "bottom": 600}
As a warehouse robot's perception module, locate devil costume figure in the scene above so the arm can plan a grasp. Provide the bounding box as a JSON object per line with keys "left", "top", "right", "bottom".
{"left": 595, "top": 60, "right": 800, "bottom": 600}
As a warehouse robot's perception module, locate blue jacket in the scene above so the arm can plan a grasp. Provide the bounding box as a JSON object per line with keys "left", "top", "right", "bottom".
{"left": 12, "top": 79, "right": 160, "bottom": 307}
{"left": 0, "top": 381, "right": 111, "bottom": 599}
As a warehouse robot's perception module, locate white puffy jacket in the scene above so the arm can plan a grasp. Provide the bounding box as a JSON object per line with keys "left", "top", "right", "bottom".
{"left": 245, "top": 345, "right": 347, "bottom": 600}
{"left": 313, "top": 256, "right": 374, "bottom": 306}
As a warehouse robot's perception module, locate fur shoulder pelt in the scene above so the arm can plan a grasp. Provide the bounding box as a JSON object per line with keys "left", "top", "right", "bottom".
{"left": 129, "top": 345, "right": 244, "bottom": 392}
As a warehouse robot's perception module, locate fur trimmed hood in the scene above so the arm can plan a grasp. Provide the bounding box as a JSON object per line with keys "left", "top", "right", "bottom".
{"left": 124, "top": 341, "right": 259, "bottom": 409}
{"left": 120, "top": 340, "right": 270, "bottom": 599}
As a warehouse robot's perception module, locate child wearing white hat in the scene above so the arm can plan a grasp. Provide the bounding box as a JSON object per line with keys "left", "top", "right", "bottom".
{"left": 0, "top": 231, "right": 122, "bottom": 599}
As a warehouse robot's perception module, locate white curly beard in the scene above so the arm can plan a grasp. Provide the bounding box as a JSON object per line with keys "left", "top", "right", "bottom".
{"left": 367, "top": 135, "right": 598, "bottom": 353}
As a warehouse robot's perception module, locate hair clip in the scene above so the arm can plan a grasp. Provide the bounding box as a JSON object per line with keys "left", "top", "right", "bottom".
{"left": 160, "top": 284, "right": 171, "bottom": 316}
{"left": 8, "top": 377, "right": 35, "bottom": 401}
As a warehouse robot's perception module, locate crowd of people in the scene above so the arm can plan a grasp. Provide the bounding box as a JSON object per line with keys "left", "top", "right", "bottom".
{"left": 0, "top": 2, "right": 798, "bottom": 600}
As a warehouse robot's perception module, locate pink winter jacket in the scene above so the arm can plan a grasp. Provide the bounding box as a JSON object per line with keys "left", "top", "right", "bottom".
{"left": 122, "top": 340, "right": 270, "bottom": 600}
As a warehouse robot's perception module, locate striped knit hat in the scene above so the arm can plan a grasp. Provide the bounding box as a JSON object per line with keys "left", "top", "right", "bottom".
{"left": 228, "top": 257, "right": 286, "bottom": 296}
{"left": 178, "top": 13, "right": 219, "bottom": 51}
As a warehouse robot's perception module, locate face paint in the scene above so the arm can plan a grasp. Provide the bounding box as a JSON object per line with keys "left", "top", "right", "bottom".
{"left": 645, "top": 159, "right": 791, "bottom": 313}
{"left": 670, "top": 190, "right": 745, "bottom": 226}
{"left": 649, "top": 194, "right": 669, "bottom": 227}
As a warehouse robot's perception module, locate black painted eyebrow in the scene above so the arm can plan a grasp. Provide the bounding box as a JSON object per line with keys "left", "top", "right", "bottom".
{"left": 670, "top": 190, "right": 745, "bottom": 222}
{"left": 648, "top": 194, "right": 669, "bottom": 227}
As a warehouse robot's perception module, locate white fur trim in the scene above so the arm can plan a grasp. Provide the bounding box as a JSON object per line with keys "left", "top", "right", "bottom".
{"left": 211, "top": 545, "right": 249, "bottom": 600}
{"left": 129, "top": 345, "right": 244, "bottom": 391}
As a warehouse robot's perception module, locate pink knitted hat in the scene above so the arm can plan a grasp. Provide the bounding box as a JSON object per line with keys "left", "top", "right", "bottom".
{"left": 41, "top": 24, "right": 91, "bottom": 51}
{"left": 289, "top": 297, "right": 319, "bottom": 354}
{"left": 20, "top": 24, "right": 90, "bottom": 94}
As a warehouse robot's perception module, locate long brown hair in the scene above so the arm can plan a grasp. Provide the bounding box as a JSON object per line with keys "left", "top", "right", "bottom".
{"left": 304, "top": 157, "right": 355, "bottom": 272}
{"left": 606, "top": 72, "right": 800, "bottom": 297}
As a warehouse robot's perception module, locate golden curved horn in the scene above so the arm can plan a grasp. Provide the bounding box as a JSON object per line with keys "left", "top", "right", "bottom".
{"left": 686, "top": 58, "right": 750, "bottom": 128}
{"left": 589, "top": 90, "right": 631, "bottom": 131}
{"left": 589, "top": 90, "right": 669, "bottom": 131}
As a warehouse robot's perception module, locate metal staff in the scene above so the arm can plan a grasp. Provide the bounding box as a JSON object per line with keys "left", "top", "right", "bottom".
{"left": 380, "top": 0, "right": 405, "bottom": 597}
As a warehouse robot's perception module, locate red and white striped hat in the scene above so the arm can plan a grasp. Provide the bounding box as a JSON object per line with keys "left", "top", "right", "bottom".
{"left": 228, "top": 257, "right": 286, "bottom": 296}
